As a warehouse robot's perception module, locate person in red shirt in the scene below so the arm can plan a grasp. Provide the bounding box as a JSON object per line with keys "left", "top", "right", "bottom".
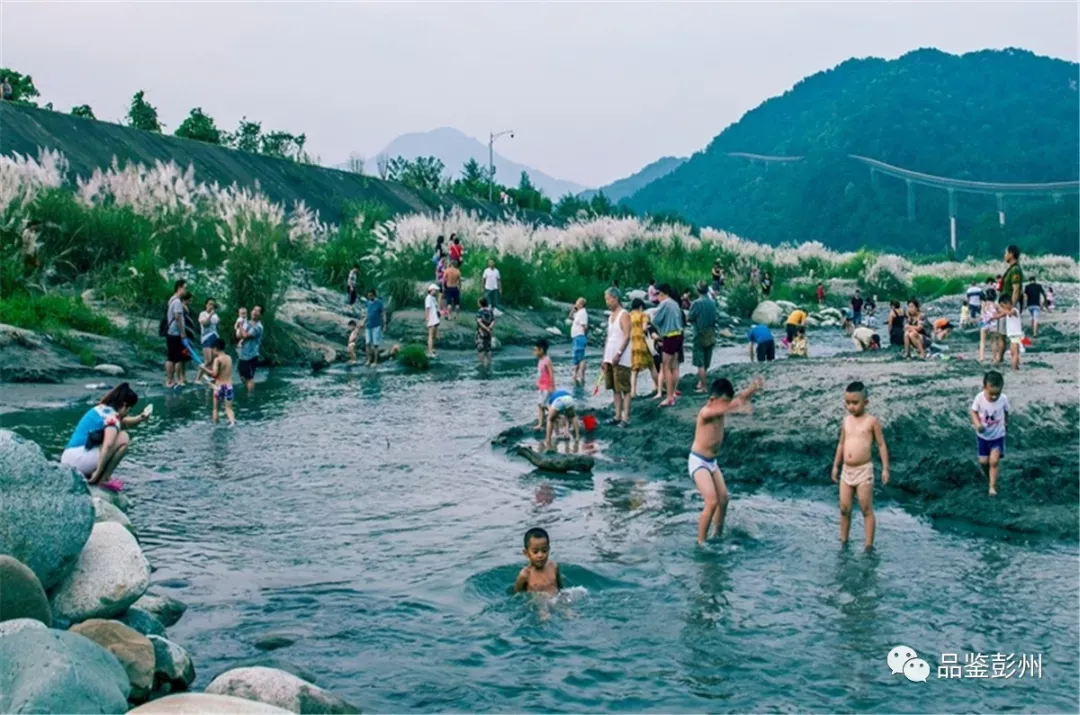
{"left": 448, "top": 234, "right": 464, "bottom": 264}
{"left": 816, "top": 282, "right": 826, "bottom": 306}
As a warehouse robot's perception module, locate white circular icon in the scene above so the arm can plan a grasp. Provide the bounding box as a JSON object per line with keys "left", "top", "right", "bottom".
{"left": 887, "top": 645, "right": 918, "bottom": 675}
{"left": 903, "top": 657, "right": 930, "bottom": 683}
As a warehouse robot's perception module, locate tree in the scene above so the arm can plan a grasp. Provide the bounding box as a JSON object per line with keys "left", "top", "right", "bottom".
{"left": 70, "top": 104, "right": 96, "bottom": 119}
{"left": 386, "top": 156, "right": 445, "bottom": 192}
{"left": 175, "top": 107, "right": 222, "bottom": 144}
{"left": 126, "top": 90, "right": 161, "bottom": 132}
{"left": 0, "top": 69, "right": 40, "bottom": 105}
{"left": 346, "top": 153, "right": 365, "bottom": 175}
{"left": 508, "top": 170, "right": 551, "bottom": 212}
{"left": 555, "top": 193, "right": 590, "bottom": 220}
{"left": 226, "top": 117, "right": 263, "bottom": 153}
{"left": 589, "top": 192, "right": 615, "bottom": 216}
{"left": 260, "top": 131, "right": 306, "bottom": 160}
{"left": 375, "top": 153, "right": 390, "bottom": 180}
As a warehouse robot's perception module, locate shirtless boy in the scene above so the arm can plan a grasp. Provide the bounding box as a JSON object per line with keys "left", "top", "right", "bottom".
{"left": 514, "top": 527, "right": 562, "bottom": 594}
{"left": 830, "top": 381, "right": 890, "bottom": 550}
{"left": 688, "top": 376, "right": 764, "bottom": 545}
{"left": 346, "top": 320, "right": 361, "bottom": 365}
{"left": 197, "top": 337, "right": 236, "bottom": 426}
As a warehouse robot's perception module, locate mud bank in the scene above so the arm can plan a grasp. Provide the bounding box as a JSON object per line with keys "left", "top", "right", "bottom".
{"left": 498, "top": 313, "right": 1080, "bottom": 541}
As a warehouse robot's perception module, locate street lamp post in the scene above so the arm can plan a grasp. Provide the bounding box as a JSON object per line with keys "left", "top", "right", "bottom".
{"left": 488, "top": 129, "right": 514, "bottom": 202}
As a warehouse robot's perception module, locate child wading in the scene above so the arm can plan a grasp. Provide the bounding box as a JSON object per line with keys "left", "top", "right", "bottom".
{"left": 971, "top": 370, "right": 1009, "bottom": 496}
{"left": 830, "top": 381, "right": 889, "bottom": 550}
{"left": 688, "top": 377, "right": 764, "bottom": 545}
{"left": 534, "top": 338, "right": 555, "bottom": 431}
{"left": 514, "top": 527, "right": 562, "bottom": 594}
{"left": 197, "top": 337, "right": 236, "bottom": 425}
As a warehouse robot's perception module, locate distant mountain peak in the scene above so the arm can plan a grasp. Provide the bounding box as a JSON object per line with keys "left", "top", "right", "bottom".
{"left": 369, "top": 127, "right": 587, "bottom": 197}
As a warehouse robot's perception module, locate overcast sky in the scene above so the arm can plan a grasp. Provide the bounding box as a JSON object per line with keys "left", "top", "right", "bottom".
{"left": 3, "top": 1, "right": 1077, "bottom": 187}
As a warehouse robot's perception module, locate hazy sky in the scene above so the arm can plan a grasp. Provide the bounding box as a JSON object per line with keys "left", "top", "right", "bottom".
{"left": 3, "top": 1, "right": 1077, "bottom": 187}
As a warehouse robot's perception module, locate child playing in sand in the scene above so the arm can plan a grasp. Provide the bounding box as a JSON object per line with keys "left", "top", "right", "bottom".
{"left": 534, "top": 338, "right": 555, "bottom": 430}
{"left": 790, "top": 325, "right": 809, "bottom": 357}
{"left": 346, "top": 320, "right": 361, "bottom": 365}
{"left": 234, "top": 307, "right": 248, "bottom": 351}
{"left": 830, "top": 381, "right": 890, "bottom": 550}
{"left": 197, "top": 337, "right": 236, "bottom": 425}
{"left": 689, "top": 376, "right": 765, "bottom": 545}
{"left": 514, "top": 527, "right": 562, "bottom": 594}
{"left": 544, "top": 390, "right": 580, "bottom": 450}
{"left": 971, "top": 370, "right": 1009, "bottom": 496}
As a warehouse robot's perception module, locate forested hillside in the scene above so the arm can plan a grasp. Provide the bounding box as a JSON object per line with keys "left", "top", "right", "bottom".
{"left": 626, "top": 48, "right": 1079, "bottom": 255}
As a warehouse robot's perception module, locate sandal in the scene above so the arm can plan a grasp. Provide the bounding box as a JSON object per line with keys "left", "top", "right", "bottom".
{"left": 99, "top": 478, "right": 124, "bottom": 493}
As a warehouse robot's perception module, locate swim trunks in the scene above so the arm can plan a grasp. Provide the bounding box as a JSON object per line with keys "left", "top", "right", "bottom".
{"left": 977, "top": 436, "right": 1005, "bottom": 458}
{"left": 604, "top": 363, "right": 631, "bottom": 393}
{"left": 661, "top": 333, "right": 683, "bottom": 356}
{"left": 841, "top": 462, "right": 874, "bottom": 487}
{"left": 445, "top": 286, "right": 461, "bottom": 306}
{"left": 688, "top": 451, "right": 718, "bottom": 480}
{"left": 238, "top": 358, "right": 257, "bottom": 381}
{"left": 572, "top": 335, "right": 586, "bottom": 365}
{"left": 215, "top": 383, "right": 235, "bottom": 401}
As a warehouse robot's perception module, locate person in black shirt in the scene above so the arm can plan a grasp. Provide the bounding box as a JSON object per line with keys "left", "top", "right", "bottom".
{"left": 1023, "top": 277, "right": 1045, "bottom": 337}
{"left": 851, "top": 290, "right": 864, "bottom": 326}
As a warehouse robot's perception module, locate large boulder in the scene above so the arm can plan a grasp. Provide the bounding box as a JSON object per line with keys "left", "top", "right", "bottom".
{"left": 0, "top": 627, "right": 130, "bottom": 713}
{"left": 210, "top": 658, "right": 319, "bottom": 686}
{"left": 132, "top": 592, "right": 188, "bottom": 628}
{"left": 750, "top": 300, "right": 784, "bottom": 327}
{"left": 775, "top": 300, "right": 798, "bottom": 315}
{"left": 514, "top": 445, "right": 594, "bottom": 474}
{"left": 148, "top": 635, "right": 196, "bottom": 693}
{"left": 0, "top": 618, "right": 47, "bottom": 637}
{"left": 120, "top": 606, "right": 167, "bottom": 637}
{"left": 50, "top": 521, "right": 151, "bottom": 622}
{"left": 0, "top": 554, "right": 52, "bottom": 625}
{"left": 70, "top": 618, "right": 156, "bottom": 699}
{"left": 93, "top": 496, "right": 137, "bottom": 536}
{"left": 129, "top": 693, "right": 292, "bottom": 714}
{"left": 0, "top": 430, "right": 94, "bottom": 590}
{"left": 206, "top": 667, "right": 360, "bottom": 714}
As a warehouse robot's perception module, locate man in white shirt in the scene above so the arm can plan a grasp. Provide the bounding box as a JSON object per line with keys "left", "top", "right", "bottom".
{"left": 425, "top": 284, "right": 441, "bottom": 358}
{"left": 482, "top": 259, "right": 501, "bottom": 311}
{"left": 569, "top": 297, "right": 588, "bottom": 384}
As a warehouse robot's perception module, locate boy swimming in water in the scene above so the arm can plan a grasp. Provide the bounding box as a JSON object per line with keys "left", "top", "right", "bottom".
{"left": 689, "top": 376, "right": 765, "bottom": 545}
{"left": 830, "top": 381, "right": 889, "bottom": 550}
{"left": 971, "top": 370, "right": 1009, "bottom": 496}
{"left": 514, "top": 527, "right": 562, "bottom": 594}
{"left": 543, "top": 390, "right": 580, "bottom": 450}
{"left": 197, "top": 337, "right": 236, "bottom": 426}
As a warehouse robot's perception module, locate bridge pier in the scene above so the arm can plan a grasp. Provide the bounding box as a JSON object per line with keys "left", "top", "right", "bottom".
{"left": 997, "top": 193, "right": 1005, "bottom": 226}
{"left": 948, "top": 188, "right": 957, "bottom": 253}
{"left": 906, "top": 179, "right": 915, "bottom": 221}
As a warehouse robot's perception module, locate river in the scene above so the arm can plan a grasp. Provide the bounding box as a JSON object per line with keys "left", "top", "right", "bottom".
{"left": 7, "top": 344, "right": 1078, "bottom": 713}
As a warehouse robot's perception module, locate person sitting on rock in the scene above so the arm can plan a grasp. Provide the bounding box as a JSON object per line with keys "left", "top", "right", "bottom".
{"left": 60, "top": 383, "right": 151, "bottom": 490}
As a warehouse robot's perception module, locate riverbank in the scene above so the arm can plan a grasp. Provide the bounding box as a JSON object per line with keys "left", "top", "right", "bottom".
{"left": 497, "top": 288, "right": 1080, "bottom": 541}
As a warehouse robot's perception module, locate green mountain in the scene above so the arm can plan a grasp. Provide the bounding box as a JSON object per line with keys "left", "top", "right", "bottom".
{"left": 581, "top": 156, "right": 687, "bottom": 202}
{"left": 626, "top": 48, "right": 1079, "bottom": 256}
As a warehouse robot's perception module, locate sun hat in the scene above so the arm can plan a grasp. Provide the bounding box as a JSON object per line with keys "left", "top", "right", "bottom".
{"left": 428, "top": 284, "right": 439, "bottom": 292}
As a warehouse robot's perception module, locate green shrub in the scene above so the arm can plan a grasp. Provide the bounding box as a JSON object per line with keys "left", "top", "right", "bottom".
{"left": 225, "top": 221, "right": 292, "bottom": 361}
{"left": 495, "top": 254, "right": 536, "bottom": 307}
{"left": 78, "top": 348, "right": 97, "bottom": 366}
{"left": 399, "top": 344, "right": 430, "bottom": 371}
{"left": 380, "top": 276, "right": 420, "bottom": 310}
{"left": 726, "top": 280, "right": 759, "bottom": 318}
{"left": 0, "top": 293, "right": 116, "bottom": 335}
{"left": 912, "top": 275, "right": 968, "bottom": 301}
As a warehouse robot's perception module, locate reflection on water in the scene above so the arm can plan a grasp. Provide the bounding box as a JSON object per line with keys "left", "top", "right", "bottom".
{"left": 4, "top": 347, "right": 1077, "bottom": 713}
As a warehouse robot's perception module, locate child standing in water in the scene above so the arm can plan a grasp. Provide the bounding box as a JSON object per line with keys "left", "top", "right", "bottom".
{"left": 514, "top": 527, "right": 562, "bottom": 594}
{"left": 197, "top": 337, "right": 236, "bottom": 425}
{"left": 971, "top": 370, "right": 1009, "bottom": 496}
{"left": 346, "top": 320, "right": 361, "bottom": 365}
{"left": 830, "top": 381, "right": 890, "bottom": 550}
{"left": 534, "top": 338, "right": 555, "bottom": 430}
{"left": 689, "top": 376, "right": 764, "bottom": 545}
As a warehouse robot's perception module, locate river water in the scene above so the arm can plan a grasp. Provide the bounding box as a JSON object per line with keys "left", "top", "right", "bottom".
{"left": 7, "top": 344, "right": 1078, "bottom": 713}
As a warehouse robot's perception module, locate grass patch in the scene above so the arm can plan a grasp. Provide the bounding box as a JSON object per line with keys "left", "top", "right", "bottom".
{"left": 399, "top": 344, "right": 430, "bottom": 371}
{"left": 912, "top": 275, "right": 970, "bottom": 301}
{"left": 0, "top": 293, "right": 116, "bottom": 335}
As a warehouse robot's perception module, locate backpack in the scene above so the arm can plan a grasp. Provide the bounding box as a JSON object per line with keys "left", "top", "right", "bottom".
{"left": 158, "top": 299, "right": 173, "bottom": 337}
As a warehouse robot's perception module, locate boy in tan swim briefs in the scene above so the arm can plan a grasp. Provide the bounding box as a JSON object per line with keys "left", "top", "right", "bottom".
{"left": 830, "top": 381, "right": 890, "bottom": 550}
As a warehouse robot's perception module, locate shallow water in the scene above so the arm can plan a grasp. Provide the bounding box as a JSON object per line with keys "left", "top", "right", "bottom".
{"left": 7, "top": 344, "right": 1078, "bottom": 713}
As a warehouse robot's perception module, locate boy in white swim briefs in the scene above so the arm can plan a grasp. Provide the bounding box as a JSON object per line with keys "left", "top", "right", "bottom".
{"left": 830, "top": 381, "right": 890, "bottom": 550}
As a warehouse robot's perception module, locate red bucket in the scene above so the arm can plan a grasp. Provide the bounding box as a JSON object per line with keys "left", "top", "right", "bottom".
{"left": 582, "top": 415, "right": 598, "bottom": 432}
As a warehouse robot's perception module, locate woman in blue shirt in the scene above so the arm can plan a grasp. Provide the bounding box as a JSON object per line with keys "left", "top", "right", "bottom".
{"left": 60, "top": 383, "right": 150, "bottom": 487}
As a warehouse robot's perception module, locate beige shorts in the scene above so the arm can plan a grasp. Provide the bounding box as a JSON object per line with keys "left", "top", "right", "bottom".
{"left": 841, "top": 462, "right": 874, "bottom": 487}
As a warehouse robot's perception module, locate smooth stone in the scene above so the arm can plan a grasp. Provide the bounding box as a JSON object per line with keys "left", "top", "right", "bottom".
{"left": 148, "top": 634, "right": 196, "bottom": 690}
{"left": 128, "top": 693, "right": 292, "bottom": 714}
{"left": 0, "top": 628, "right": 130, "bottom": 713}
{"left": 70, "top": 618, "right": 156, "bottom": 696}
{"left": 153, "top": 577, "right": 191, "bottom": 589}
{"left": 750, "top": 300, "right": 783, "bottom": 327}
{"left": 254, "top": 634, "right": 297, "bottom": 652}
{"left": 0, "top": 430, "right": 94, "bottom": 590}
{"left": 50, "top": 521, "right": 151, "bottom": 622}
{"left": 0, "top": 618, "right": 48, "bottom": 637}
{"left": 206, "top": 667, "right": 360, "bottom": 714}
{"left": 211, "top": 658, "right": 319, "bottom": 686}
{"left": 0, "top": 554, "right": 52, "bottom": 625}
{"left": 120, "top": 606, "right": 167, "bottom": 637}
{"left": 544, "top": 326, "right": 562, "bottom": 336}
{"left": 132, "top": 592, "right": 188, "bottom": 627}
{"left": 93, "top": 363, "right": 125, "bottom": 376}
{"left": 93, "top": 496, "right": 137, "bottom": 535}
{"left": 89, "top": 485, "right": 132, "bottom": 512}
